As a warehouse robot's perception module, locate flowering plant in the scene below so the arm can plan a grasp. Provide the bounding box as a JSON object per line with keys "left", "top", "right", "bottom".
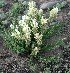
{"left": 5, "top": 1, "right": 59, "bottom": 55}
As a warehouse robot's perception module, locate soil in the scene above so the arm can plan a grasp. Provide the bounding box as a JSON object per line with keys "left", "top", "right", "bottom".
{"left": 0, "top": 0, "right": 70, "bottom": 73}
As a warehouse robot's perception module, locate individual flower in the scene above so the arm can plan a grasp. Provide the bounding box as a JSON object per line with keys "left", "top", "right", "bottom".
{"left": 22, "top": 15, "right": 29, "bottom": 20}
{"left": 28, "top": 7, "right": 38, "bottom": 17}
{"left": 15, "top": 29, "right": 20, "bottom": 38}
{"left": 15, "top": 29, "right": 20, "bottom": 36}
{"left": 19, "top": 20, "right": 26, "bottom": 27}
{"left": 28, "top": 1, "right": 36, "bottom": 8}
{"left": 32, "top": 19, "right": 38, "bottom": 27}
{"left": 16, "top": 25, "right": 19, "bottom": 29}
{"left": 38, "top": 9, "right": 43, "bottom": 15}
{"left": 41, "top": 16, "right": 48, "bottom": 25}
{"left": 32, "top": 47, "right": 40, "bottom": 55}
{"left": 11, "top": 32, "right": 15, "bottom": 36}
{"left": 50, "top": 7, "right": 58, "bottom": 17}
{"left": 31, "top": 19, "right": 38, "bottom": 33}
{"left": 10, "top": 24, "right": 14, "bottom": 29}
{"left": 34, "top": 33, "right": 43, "bottom": 45}
{"left": 24, "top": 32, "right": 31, "bottom": 43}
{"left": 22, "top": 24, "right": 31, "bottom": 33}
{"left": 11, "top": 29, "right": 20, "bottom": 39}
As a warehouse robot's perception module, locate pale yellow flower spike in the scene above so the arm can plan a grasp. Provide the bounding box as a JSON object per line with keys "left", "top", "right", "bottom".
{"left": 50, "top": 7, "right": 58, "bottom": 17}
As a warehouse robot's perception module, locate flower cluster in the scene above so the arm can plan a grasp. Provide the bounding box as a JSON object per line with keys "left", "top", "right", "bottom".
{"left": 50, "top": 7, "right": 58, "bottom": 18}
{"left": 10, "top": 1, "right": 58, "bottom": 55}
{"left": 28, "top": 1, "right": 37, "bottom": 17}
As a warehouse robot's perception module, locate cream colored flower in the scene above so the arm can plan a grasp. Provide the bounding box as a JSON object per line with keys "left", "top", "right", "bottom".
{"left": 10, "top": 24, "right": 14, "bottom": 29}
{"left": 28, "top": 8, "right": 37, "bottom": 17}
{"left": 28, "top": 1, "right": 37, "bottom": 16}
{"left": 28, "top": 1, "right": 36, "bottom": 8}
{"left": 39, "top": 9, "right": 43, "bottom": 15}
{"left": 16, "top": 25, "right": 19, "bottom": 29}
{"left": 31, "top": 19, "right": 38, "bottom": 33}
{"left": 11, "top": 29, "right": 20, "bottom": 39}
{"left": 22, "top": 24, "right": 31, "bottom": 43}
{"left": 15, "top": 29, "right": 20, "bottom": 34}
{"left": 34, "top": 33, "right": 43, "bottom": 45}
{"left": 22, "top": 24, "right": 31, "bottom": 33}
{"left": 19, "top": 20, "right": 26, "bottom": 27}
{"left": 41, "top": 16, "right": 48, "bottom": 24}
{"left": 32, "top": 19, "right": 38, "bottom": 27}
{"left": 32, "top": 47, "right": 39, "bottom": 55}
{"left": 11, "top": 32, "right": 15, "bottom": 36}
{"left": 22, "top": 15, "right": 29, "bottom": 20}
{"left": 23, "top": 32, "right": 31, "bottom": 43}
{"left": 50, "top": 7, "right": 58, "bottom": 17}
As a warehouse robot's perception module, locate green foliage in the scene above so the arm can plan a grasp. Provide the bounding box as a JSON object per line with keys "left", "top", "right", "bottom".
{"left": 4, "top": 30, "right": 24, "bottom": 54}
{"left": 55, "top": 1, "right": 67, "bottom": 9}
{"left": 27, "top": 55, "right": 62, "bottom": 73}
{"left": 0, "top": 0, "right": 5, "bottom": 8}
{"left": 44, "top": 68, "right": 51, "bottom": 73}
{"left": 28, "top": 62, "right": 38, "bottom": 73}
{"left": 4, "top": 1, "right": 65, "bottom": 56}
{"left": 67, "top": 69, "right": 70, "bottom": 73}
{"left": 0, "top": 1, "right": 28, "bottom": 31}
{"left": 9, "top": 2, "right": 28, "bottom": 16}
{"left": 41, "top": 21, "right": 64, "bottom": 51}
{"left": 0, "top": 71, "right": 3, "bottom": 73}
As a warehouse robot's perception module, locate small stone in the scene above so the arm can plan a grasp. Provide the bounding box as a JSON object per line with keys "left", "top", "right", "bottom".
{"left": 67, "top": 0, "right": 70, "bottom": 2}
{"left": 40, "top": 1, "right": 61, "bottom": 10}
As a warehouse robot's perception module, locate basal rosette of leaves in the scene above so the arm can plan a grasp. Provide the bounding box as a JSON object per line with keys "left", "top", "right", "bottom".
{"left": 5, "top": 1, "right": 59, "bottom": 55}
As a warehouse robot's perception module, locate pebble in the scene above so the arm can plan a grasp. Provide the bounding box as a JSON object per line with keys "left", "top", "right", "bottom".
{"left": 67, "top": 0, "right": 70, "bottom": 2}
{"left": 40, "top": 1, "right": 61, "bottom": 10}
